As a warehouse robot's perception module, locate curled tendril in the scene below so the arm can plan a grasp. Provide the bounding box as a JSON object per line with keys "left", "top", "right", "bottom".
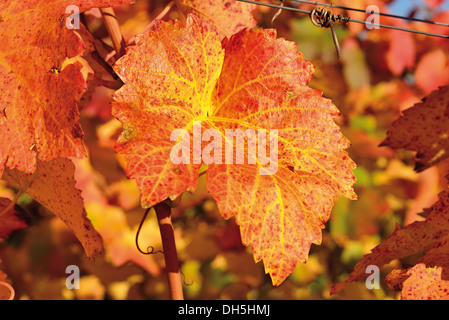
{"left": 0, "top": 281, "right": 15, "bottom": 300}
{"left": 180, "top": 271, "right": 193, "bottom": 287}
{"left": 135, "top": 208, "right": 164, "bottom": 255}
{"left": 309, "top": 7, "right": 348, "bottom": 59}
{"left": 271, "top": 0, "right": 284, "bottom": 24}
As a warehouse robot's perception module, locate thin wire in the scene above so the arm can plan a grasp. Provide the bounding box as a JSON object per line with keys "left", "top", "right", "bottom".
{"left": 349, "top": 16, "right": 449, "bottom": 38}
{"left": 290, "top": 0, "right": 449, "bottom": 28}
{"left": 235, "top": 0, "right": 449, "bottom": 39}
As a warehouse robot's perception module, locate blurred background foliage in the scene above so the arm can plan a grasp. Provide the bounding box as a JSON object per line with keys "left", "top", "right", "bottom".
{"left": 1, "top": 0, "right": 449, "bottom": 300}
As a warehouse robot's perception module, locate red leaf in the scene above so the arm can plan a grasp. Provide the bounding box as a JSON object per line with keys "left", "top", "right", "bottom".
{"left": 423, "top": 0, "right": 445, "bottom": 8}
{"left": 386, "top": 29, "right": 416, "bottom": 76}
{"left": 331, "top": 188, "right": 449, "bottom": 296}
{"left": 381, "top": 85, "right": 449, "bottom": 172}
{"left": 0, "top": 198, "right": 28, "bottom": 239}
{"left": 414, "top": 50, "right": 449, "bottom": 95}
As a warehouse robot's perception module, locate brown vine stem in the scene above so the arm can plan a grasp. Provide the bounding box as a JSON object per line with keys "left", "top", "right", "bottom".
{"left": 99, "top": 7, "right": 127, "bottom": 59}
{"left": 154, "top": 201, "right": 184, "bottom": 300}
{"left": 96, "top": 78, "right": 124, "bottom": 90}
{"left": 89, "top": 50, "right": 120, "bottom": 80}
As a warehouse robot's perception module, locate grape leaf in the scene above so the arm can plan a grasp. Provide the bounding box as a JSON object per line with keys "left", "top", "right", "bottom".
{"left": 386, "top": 28, "right": 415, "bottom": 77}
{"left": 175, "top": 0, "right": 256, "bottom": 39}
{"left": 380, "top": 85, "right": 449, "bottom": 172}
{"left": 385, "top": 268, "right": 409, "bottom": 291}
{"left": 401, "top": 264, "right": 449, "bottom": 300}
{"left": 0, "top": 197, "right": 28, "bottom": 239}
{"left": 386, "top": 263, "right": 449, "bottom": 300}
{"left": 113, "top": 15, "right": 356, "bottom": 285}
{"left": 2, "top": 158, "right": 104, "bottom": 258}
{"left": 0, "top": 0, "right": 134, "bottom": 176}
{"left": 331, "top": 188, "right": 449, "bottom": 295}
{"left": 414, "top": 50, "right": 449, "bottom": 95}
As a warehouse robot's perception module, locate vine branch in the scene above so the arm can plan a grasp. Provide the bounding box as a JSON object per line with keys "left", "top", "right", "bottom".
{"left": 154, "top": 201, "right": 184, "bottom": 300}
{"left": 99, "top": 7, "right": 127, "bottom": 59}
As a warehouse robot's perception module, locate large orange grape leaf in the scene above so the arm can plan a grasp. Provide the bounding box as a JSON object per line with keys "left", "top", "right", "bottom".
{"left": 380, "top": 85, "right": 449, "bottom": 172}
{"left": 112, "top": 14, "right": 357, "bottom": 285}
{"left": 175, "top": 0, "right": 256, "bottom": 39}
{"left": 0, "top": 0, "right": 134, "bottom": 176}
{"left": 331, "top": 188, "right": 449, "bottom": 295}
{"left": 2, "top": 158, "right": 104, "bottom": 258}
